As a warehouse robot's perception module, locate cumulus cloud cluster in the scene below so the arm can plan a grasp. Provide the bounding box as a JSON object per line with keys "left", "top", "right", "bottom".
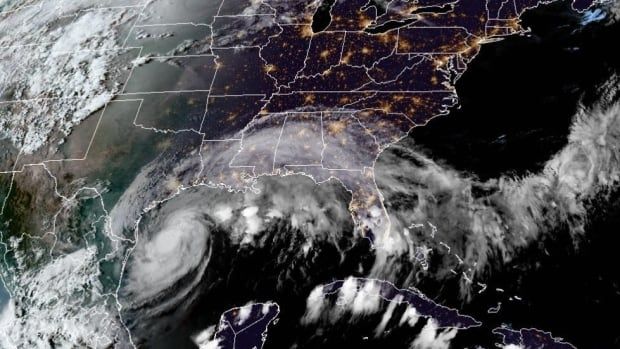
{"left": 301, "top": 278, "right": 462, "bottom": 348}
{"left": 371, "top": 90, "right": 620, "bottom": 296}
{"left": 411, "top": 321, "right": 458, "bottom": 349}
{"left": 116, "top": 174, "right": 355, "bottom": 341}
{"left": 113, "top": 79, "right": 620, "bottom": 343}
{"left": 0, "top": 248, "right": 126, "bottom": 348}
{"left": 0, "top": 0, "right": 136, "bottom": 154}
{"left": 302, "top": 279, "right": 387, "bottom": 325}
{"left": 192, "top": 325, "right": 221, "bottom": 349}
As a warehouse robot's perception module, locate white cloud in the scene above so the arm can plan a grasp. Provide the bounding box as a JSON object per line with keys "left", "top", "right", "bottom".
{"left": 192, "top": 325, "right": 222, "bottom": 349}
{"left": 125, "top": 208, "right": 212, "bottom": 303}
{"left": 0, "top": 1, "right": 134, "bottom": 153}
{"left": 373, "top": 97, "right": 620, "bottom": 298}
{"left": 351, "top": 280, "right": 382, "bottom": 316}
{"left": 214, "top": 205, "right": 233, "bottom": 222}
{"left": 410, "top": 320, "right": 458, "bottom": 349}
{"left": 262, "top": 303, "right": 272, "bottom": 315}
{"left": 241, "top": 206, "right": 263, "bottom": 238}
{"left": 375, "top": 294, "right": 402, "bottom": 337}
{"left": 337, "top": 278, "right": 358, "bottom": 308}
{"left": 236, "top": 303, "right": 253, "bottom": 326}
{"left": 399, "top": 305, "right": 420, "bottom": 327}
{"left": 0, "top": 248, "right": 123, "bottom": 348}
{"left": 301, "top": 286, "right": 325, "bottom": 324}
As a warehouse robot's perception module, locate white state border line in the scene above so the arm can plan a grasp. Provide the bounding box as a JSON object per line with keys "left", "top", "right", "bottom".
{"left": 0, "top": 0, "right": 509, "bottom": 305}
{"left": 119, "top": 53, "right": 216, "bottom": 95}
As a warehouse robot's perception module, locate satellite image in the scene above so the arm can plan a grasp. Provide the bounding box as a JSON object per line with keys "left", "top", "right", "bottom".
{"left": 0, "top": 0, "right": 619, "bottom": 348}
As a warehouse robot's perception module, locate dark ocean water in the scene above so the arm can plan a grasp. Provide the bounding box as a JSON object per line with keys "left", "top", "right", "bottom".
{"left": 143, "top": 2, "right": 620, "bottom": 348}
{"left": 410, "top": 1, "right": 620, "bottom": 181}
{"left": 408, "top": 2, "right": 620, "bottom": 348}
